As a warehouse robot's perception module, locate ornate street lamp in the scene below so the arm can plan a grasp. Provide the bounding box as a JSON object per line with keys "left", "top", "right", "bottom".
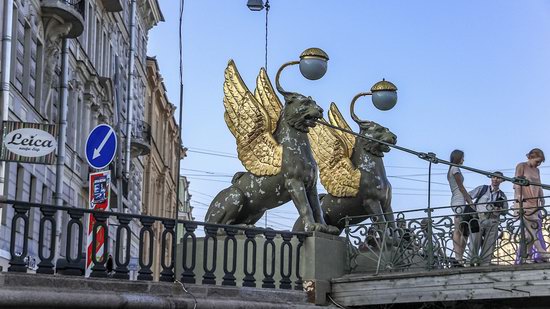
{"left": 350, "top": 79, "right": 398, "bottom": 123}
{"left": 247, "top": 0, "right": 264, "bottom": 11}
{"left": 275, "top": 47, "right": 329, "bottom": 94}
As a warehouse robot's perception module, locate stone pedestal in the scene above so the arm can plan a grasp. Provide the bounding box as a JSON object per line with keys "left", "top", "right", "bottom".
{"left": 301, "top": 232, "right": 348, "bottom": 305}
{"left": 174, "top": 231, "right": 348, "bottom": 305}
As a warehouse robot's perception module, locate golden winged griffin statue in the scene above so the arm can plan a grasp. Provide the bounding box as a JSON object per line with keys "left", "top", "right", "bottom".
{"left": 293, "top": 102, "right": 398, "bottom": 233}
{"left": 205, "top": 60, "right": 398, "bottom": 234}
{"left": 205, "top": 60, "right": 340, "bottom": 234}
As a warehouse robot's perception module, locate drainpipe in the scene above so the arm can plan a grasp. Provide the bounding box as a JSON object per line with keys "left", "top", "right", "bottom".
{"left": 54, "top": 38, "right": 69, "bottom": 259}
{"left": 0, "top": 0, "right": 13, "bottom": 207}
{"left": 124, "top": 0, "right": 136, "bottom": 180}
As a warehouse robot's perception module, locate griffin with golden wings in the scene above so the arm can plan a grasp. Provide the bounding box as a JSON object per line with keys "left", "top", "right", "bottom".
{"left": 294, "top": 102, "right": 397, "bottom": 233}
{"left": 205, "top": 60, "right": 339, "bottom": 234}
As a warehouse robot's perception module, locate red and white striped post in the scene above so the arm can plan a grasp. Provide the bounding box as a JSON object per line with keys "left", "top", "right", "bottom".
{"left": 86, "top": 171, "right": 111, "bottom": 276}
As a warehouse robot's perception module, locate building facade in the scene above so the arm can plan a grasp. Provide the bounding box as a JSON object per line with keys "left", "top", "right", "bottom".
{"left": 143, "top": 56, "right": 189, "bottom": 280}
{"left": 178, "top": 176, "right": 193, "bottom": 221}
{"left": 0, "top": 0, "right": 164, "bottom": 271}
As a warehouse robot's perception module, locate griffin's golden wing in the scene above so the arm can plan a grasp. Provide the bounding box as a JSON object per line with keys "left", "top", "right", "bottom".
{"left": 254, "top": 67, "right": 282, "bottom": 134}
{"left": 328, "top": 102, "right": 355, "bottom": 153}
{"left": 308, "top": 118, "right": 361, "bottom": 197}
{"left": 223, "top": 60, "right": 282, "bottom": 176}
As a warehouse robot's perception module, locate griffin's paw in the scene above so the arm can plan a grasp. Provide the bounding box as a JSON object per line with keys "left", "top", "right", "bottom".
{"left": 304, "top": 222, "right": 324, "bottom": 233}
{"left": 325, "top": 225, "right": 341, "bottom": 235}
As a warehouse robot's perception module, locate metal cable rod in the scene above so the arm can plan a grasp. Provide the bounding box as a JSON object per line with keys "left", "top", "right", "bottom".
{"left": 315, "top": 119, "right": 550, "bottom": 189}
{"left": 341, "top": 195, "right": 550, "bottom": 224}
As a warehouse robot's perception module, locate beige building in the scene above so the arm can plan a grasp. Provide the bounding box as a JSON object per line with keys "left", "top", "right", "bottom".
{"left": 143, "top": 56, "right": 188, "bottom": 280}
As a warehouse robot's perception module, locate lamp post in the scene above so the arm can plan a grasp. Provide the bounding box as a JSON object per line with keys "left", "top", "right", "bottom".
{"left": 265, "top": 47, "right": 328, "bottom": 228}
{"left": 275, "top": 47, "right": 329, "bottom": 94}
{"left": 350, "top": 79, "right": 398, "bottom": 124}
{"left": 247, "top": 0, "right": 265, "bottom": 11}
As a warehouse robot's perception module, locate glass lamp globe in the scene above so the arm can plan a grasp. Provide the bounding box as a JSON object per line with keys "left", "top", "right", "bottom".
{"left": 299, "top": 48, "right": 329, "bottom": 80}
{"left": 371, "top": 79, "right": 398, "bottom": 111}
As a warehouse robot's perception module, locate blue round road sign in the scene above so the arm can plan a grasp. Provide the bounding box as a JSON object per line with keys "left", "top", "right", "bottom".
{"left": 85, "top": 124, "right": 117, "bottom": 170}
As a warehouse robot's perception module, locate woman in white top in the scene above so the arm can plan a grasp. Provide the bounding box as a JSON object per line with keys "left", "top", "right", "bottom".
{"left": 447, "top": 149, "right": 474, "bottom": 264}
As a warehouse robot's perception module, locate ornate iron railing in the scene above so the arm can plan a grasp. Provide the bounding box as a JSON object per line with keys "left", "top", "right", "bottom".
{"left": 40, "top": 0, "right": 86, "bottom": 19}
{"left": 5, "top": 200, "right": 307, "bottom": 290}
{"left": 345, "top": 195, "right": 550, "bottom": 274}
{"left": 63, "top": 0, "right": 85, "bottom": 18}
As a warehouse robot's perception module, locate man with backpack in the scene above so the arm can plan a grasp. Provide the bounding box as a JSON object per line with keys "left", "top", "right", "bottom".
{"left": 468, "top": 171, "right": 509, "bottom": 266}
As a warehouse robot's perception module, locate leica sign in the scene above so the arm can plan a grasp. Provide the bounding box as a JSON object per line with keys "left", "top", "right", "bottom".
{"left": 0, "top": 122, "right": 57, "bottom": 164}
{"left": 4, "top": 128, "right": 57, "bottom": 157}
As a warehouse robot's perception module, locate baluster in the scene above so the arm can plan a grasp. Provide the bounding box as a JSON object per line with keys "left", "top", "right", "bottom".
{"left": 113, "top": 215, "right": 132, "bottom": 279}
{"left": 8, "top": 202, "right": 31, "bottom": 272}
{"left": 90, "top": 211, "right": 109, "bottom": 277}
{"left": 64, "top": 208, "right": 84, "bottom": 276}
{"left": 222, "top": 227, "right": 237, "bottom": 286}
{"left": 159, "top": 219, "right": 176, "bottom": 282}
{"left": 242, "top": 229, "right": 257, "bottom": 287}
{"left": 137, "top": 217, "right": 155, "bottom": 280}
{"left": 202, "top": 225, "right": 218, "bottom": 285}
{"left": 294, "top": 234, "right": 305, "bottom": 290}
{"left": 279, "top": 232, "right": 293, "bottom": 289}
{"left": 262, "top": 230, "right": 276, "bottom": 288}
{"left": 36, "top": 205, "right": 56, "bottom": 274}
{"left": 180, "top": 222, "right": 197, "bottom": 284}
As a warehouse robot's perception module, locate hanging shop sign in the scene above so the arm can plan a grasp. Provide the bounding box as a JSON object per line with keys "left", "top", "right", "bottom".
{"left": 0, "top": 121, "right": 57, "bottom": 164}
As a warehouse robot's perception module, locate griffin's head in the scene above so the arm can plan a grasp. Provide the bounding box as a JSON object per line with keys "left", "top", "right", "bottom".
{"left": 356, "top": 121, "right": 397, "bottom": 157}
{"left": 282, "top": 92, "right": 324, "bottom": 133}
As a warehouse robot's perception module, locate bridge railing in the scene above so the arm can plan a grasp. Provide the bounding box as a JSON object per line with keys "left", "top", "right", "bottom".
{"left": 345, "top": 195, "right": 550, "bottom": 274}
{"left": 3, "top": 199, "right": 307, "bottom": 290}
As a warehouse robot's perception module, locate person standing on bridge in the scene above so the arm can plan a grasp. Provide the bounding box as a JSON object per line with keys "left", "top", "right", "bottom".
{"left": 468, "top": 172, "right": 508, "bottom": 266}
{"left": 514, "top": 148, "right": 549, "bottom": 263}
{"left": 447, "top": 149, "right": 474, "bottom": 266}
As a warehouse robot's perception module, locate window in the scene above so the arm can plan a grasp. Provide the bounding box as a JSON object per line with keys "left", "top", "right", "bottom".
{"left": 77, "top": 97, "right": 84, "bottom": 153}
{"left": 13, "top": 166, "right": 25, "bottom": 235}
{"left": 95, "top": 18, "right": 101, "bottom": 69}
{"left": 108, "top": 43, "right": 113, "bottom": 77}
{"left": 66, "top": 88, "right": 76, "bottom": 149}
{"left": 15, "top": 165, "right": 24, "bottom": 200}
{"left": 14, "top": 16, "right": 25, "bottom": 91}
{"left": 28, "top": 176, "right": 37, "bottom": 239}
{"left": 10, "top": 5, "right": 17, "bottom": 83}
{"left": 22, "top": 21, "right": 31, "bottom": 100}
{"left": 41, "top": 185, "right": 51, "bottom": 205}
{"left": 102, "top": 31, "right": 108, "bottom": 76}
{"left": 40, "top": 185, "right": 52, "bottom": 253}
{"left": 34, "top": 39, "right": 44, "bottom": 111}
{"left": 87, "top": 4, "right": 94, "bottom": 58}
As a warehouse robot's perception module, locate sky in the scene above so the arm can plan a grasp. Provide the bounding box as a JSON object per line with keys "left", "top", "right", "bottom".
{"left": 148, "top": 1, "right": 550, "bottom": 231}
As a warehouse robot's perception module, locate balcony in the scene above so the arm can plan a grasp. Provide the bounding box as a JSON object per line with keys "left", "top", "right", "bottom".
{"left": 100, "top": 0, "right": 123, "bottom": 12}
{"left": 40, "top": 0, "right": 85, "bottom": 38}
{"left": 130, "top": 120, "right": 151, "bottom": 157}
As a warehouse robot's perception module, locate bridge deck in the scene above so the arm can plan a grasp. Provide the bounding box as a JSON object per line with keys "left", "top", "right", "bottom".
{"left": 331, "top": 264, "right": 550, "bottom": 307}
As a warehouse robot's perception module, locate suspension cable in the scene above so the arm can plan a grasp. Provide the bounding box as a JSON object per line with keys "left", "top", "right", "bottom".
{"left": 264, "top": 0, "right": 270, "bottom": 71}
{"left": 315, "top": 119, "right": 550, "bottom": 190}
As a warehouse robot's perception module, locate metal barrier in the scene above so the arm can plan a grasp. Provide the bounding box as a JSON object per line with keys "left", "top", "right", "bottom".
{"left": 5, "top": 200, "right": 307, "bottom": 290}
{"left": 345, "top": 195, "right": 550, "bottom": 274}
